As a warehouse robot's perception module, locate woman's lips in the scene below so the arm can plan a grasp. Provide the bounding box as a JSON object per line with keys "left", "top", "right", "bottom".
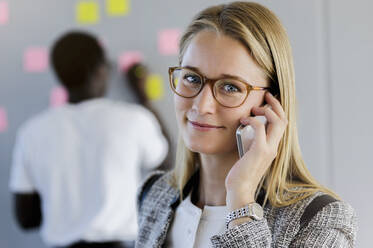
{"left": 188, "top": 120, "right": 223, "bottom": 131}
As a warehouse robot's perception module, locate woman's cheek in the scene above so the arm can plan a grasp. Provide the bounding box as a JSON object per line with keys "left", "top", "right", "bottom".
{"left": 173, "top": 98, "right": 182, "bottom": 112}
{"left": 174, "top": 96, "right": 190, "bottom": 126}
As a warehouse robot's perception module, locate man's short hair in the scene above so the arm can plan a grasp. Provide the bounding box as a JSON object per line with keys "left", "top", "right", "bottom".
{"left": 51, "top": 31, "right": 106, "bottom": 89}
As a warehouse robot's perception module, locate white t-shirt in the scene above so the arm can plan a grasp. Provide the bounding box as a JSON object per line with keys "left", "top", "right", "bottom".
{"left": 9, "top": 98, "right": 168, "bottom": 246}
{"left": 166, "top": 193, "right": 228, "bottom": 248}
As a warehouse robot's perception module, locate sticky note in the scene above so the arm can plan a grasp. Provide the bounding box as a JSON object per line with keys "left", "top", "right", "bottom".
{"left": 0, "top": 107, "right": 8, "bottom": 133}
{"left": 145, "top": 74, "right": 164, "bottom": 101}
{"left": 118, "top": 51, "right": 143, "bottom": 72}
{"left": 106, "top": 0, "right": 129, "bottom": 16}
{"left": 76, "top": 1, "right": 99, "bottom": 24}
{"left": 0, "top": 1, "right": 9, "bottom": 25}
{"left": 50, "top": 86, "right": 68, "bottom": 107}
{"left": 24, "top": 47, "right": 48, "bottom": 73}
{"left": 158, "top": 29, "right": 181, "bottom": 55}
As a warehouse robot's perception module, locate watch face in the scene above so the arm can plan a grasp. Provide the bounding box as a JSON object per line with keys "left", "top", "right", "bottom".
{"left": 251, "top": 203, "right": 264, "bottom": 220}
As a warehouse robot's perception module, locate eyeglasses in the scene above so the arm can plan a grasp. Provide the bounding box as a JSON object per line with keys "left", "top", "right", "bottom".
{"left": 168, "top": 67, "right": 270, "bottom": 108}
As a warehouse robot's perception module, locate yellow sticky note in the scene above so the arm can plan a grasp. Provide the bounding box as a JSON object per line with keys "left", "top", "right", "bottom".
{"left": 76, "top": 1, "right": 99, "bottom": 24}
{"left": 106, "top": 0, "right": 129, "bottom": 16}
{"left": 145, "top": 74, "right": 164, "bottom": 101}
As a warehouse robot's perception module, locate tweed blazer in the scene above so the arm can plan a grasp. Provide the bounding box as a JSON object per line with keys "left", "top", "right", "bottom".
{"left": 136, "top": 171, "right": 357, "bottom": 248}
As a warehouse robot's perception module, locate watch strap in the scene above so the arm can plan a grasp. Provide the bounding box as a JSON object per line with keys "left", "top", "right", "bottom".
{"left": 225, "top": 202, "right": 263, "bottom": 229}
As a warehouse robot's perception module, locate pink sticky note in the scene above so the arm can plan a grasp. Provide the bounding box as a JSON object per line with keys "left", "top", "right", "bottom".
{"left": 24, "top": 47, "right": 49, "bottom": 72}
{"left": 158, "top": 29, "right": 181, "bottom": 55}
{"left": 0, "top": 1, "right": 9, "bottom": 25}
{"left": 0, "top": 107, "right": 8, "bottom": 133}
{"left": 50, "top": 86, "right": 68, "bottom": 107}
{"left": 118, "top": 51, "right": 143, "bottom": 72}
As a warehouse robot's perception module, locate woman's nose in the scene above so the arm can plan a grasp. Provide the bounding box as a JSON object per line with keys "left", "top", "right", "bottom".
{"left": 191, "top": 84, "right": 217, "bottom": 114}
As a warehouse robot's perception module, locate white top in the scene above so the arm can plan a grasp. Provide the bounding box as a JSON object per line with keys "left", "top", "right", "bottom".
{"left": 166, "top": 193, "right": 228, "bottom": 248}
{"left": 9, "top": 98, "right": 168, "bottom": 246}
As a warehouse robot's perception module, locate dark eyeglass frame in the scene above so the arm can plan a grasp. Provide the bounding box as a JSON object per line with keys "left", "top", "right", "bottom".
{"left": 168, "top": 66, "right": 270, "bottom": 108}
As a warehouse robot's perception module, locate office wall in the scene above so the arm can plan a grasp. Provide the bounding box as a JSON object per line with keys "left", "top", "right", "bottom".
{"left": 0, "top": 0, "right": 371, "bottom": 247}
{"left": 329, "top": 0, "right": 373, "bottom": 246}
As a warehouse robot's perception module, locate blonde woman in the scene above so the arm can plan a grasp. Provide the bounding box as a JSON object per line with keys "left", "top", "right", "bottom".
{"left": 136, "top": 2, "right": 357, "bottom": 247}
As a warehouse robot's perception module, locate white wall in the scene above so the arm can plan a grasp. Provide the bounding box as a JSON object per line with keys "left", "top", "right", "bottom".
{"left": 329, "top": 0, "right": 373, "bottom": 246}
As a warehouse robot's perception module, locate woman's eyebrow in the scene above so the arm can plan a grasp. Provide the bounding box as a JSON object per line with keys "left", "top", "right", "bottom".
{"left": 184, "top": 65, "right": 200, "bottom": 72}
{"left": 221, "top": 73, "right": 248, "bottom": 83}
{"left": 183, "top": 65, "right": 248, "bottom": 83}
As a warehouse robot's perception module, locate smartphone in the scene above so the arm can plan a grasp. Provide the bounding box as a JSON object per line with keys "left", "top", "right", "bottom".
{"left": 236, "top": 115, "right": 268, "bottom": 158}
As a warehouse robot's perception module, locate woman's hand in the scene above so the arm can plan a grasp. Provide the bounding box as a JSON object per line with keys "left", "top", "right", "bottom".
{"left": 225, "top": 91, "right": 288, "bottom": 211}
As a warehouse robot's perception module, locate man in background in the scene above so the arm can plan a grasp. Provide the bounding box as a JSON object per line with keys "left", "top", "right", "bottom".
{"left": 9, "top": 31, "right": 168, "bottom": 248}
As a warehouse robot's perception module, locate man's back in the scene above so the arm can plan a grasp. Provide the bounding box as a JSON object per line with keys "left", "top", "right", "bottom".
{"left": 9, "top": 98, "right": 168, "bottom": 246}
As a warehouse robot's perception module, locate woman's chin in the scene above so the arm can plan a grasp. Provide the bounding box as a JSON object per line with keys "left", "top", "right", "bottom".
{"left": 182, "top": 129, "right": 237, "bottom": 154}
{"left": 185, "top": 139, "right": 232, "bottom": 155}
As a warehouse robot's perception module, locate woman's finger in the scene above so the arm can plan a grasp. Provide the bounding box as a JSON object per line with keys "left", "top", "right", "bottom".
{"left": 265, "top": 92, "right": 286, "bottom": 120}
{"left": 265, "top": 107, "right": 287, "bottom": 147}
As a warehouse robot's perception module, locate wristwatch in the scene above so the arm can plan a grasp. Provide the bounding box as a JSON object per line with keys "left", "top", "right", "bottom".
{"left": 225, "top": 202, "right": 264, "bottom": 229}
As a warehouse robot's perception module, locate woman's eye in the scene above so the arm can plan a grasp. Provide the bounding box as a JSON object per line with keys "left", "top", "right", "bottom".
{"left": 222, "top": 83, "right": 240, "bottom": 93}
{"left": 184, "top": 74, "right": 201, "bottom": 84}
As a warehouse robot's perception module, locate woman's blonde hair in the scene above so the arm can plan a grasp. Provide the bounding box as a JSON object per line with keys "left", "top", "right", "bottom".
{"left": 171, "top": 1, "right": 339, "bottom": 207}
